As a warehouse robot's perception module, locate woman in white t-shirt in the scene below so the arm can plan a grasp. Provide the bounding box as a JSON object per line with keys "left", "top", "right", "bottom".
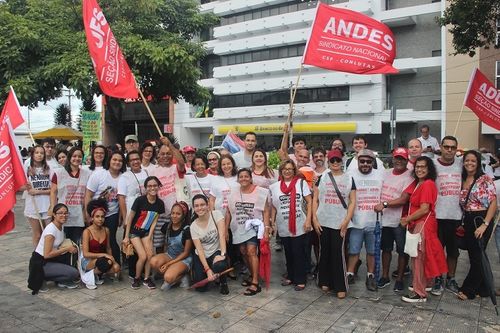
{"left": 85, "top": 145, "right": 108, "bottom": 175}
{"left": 50, "top": 147, "right": 91, "bottom": 244}
{"left": 270, "top": 160, "right": 312, "bottom": 291}
{"left": 209, "top": 155, "right": 238, "bottom": 216}
{"left": 85, "top": 151, "right": 126, "bottom": 266}
{"left": 186, "top": 155, "right": 214, "bottom": 202}
{"left": 251, "top": 148, "right": 278, "bottom": 189}
{"left": 226, "top": 168, "right": 270, "bottom": 296}
{"left": 140, "top": 142, "right": 156, "bottom": 175}
{"left": 190, "top": 194, "right": 229, "bottom": 294}
{"left": 23, "top": 145, "right": 52, "bottom": 247}
{"left": 313, "top": 149, "right": 356, "bottom": 299}
{"left": 33, "top": 203, "right": 79, "bottom": 289}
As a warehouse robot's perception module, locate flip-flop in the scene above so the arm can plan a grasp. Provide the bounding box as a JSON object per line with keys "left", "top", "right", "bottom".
{"left": 244, "top": 283, "right": 262, "bottom": 296}
{"left": 294, "top": 285, "right": 306, "bottom": 291}
{"left": 457, "top": 291, "right": 468, "bottom": 301}
{"left": 241, "top": 277, "right": 253, "bottom": 287}
{"left": 281, "top": 279, "right": 293, "bottom": 286}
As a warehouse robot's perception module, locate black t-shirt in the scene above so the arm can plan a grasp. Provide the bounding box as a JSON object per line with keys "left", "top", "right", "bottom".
{"left": 130, "top": 195, "right": 165, "bottom": 232}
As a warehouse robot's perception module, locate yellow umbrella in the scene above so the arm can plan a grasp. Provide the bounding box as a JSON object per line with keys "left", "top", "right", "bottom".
{"left": 32, "top": 125, "right": 83, "bottom": 140}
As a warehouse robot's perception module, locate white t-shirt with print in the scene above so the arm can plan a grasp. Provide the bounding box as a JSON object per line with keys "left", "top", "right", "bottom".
{"left": 348, "top": 169, "right": 383, "bottom": 229}
{"left": 380, "top": 169, "right": 414, "bottom": 227}
{"left": 117, "top": 169, "right": 149, "bottom": 213}
{"left": 316, "top": 172, "right": 355, "bottom": 229}
{"left": 86, "top": 169, "right": 121, "bottom": 216}
{"left": 186, "top": 174, "right": 214, "bottom": 202}
{"left": 434, "top": 157, "right": 463, "bottom": 220}
{"left": 190, "top": 210, "right": 224, "bottom": 258}
{"left": 232, "top": 151, "right": 252, "bottom": 169}
{"left": 209, "top": 175, "right": 238, "bottom": 216}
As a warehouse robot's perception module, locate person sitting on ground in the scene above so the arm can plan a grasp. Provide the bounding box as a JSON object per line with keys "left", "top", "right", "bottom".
{"left": 122, "top": 176, "right": 165, "bottom": 290}
{"left": 81, "top": 199, "right": 121, "bottom": 289}
{"left": 150, "top": 201, "right": 193, "bottom": 291}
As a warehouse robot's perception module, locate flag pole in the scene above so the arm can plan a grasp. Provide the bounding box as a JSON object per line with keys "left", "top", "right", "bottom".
{"left": 453, "top": 104, "right": 465, "bottom": 137}
{"left": 287, "top": 64, "right": 304, "bottom": 147}
{"left": 137, "top": 87, "right": 164, "bottom": 138}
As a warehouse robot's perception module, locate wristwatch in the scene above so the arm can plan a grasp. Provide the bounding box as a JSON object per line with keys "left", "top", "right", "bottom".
{"left": 484, "top": 221, "right": 490, "bottom": 227}
{"left": 383, "top": 201, "right": 389, "bottom": 208}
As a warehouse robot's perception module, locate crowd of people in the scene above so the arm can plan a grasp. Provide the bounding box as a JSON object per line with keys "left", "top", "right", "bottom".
{"left": 25, "top": 125, "right": 500, "bottom": 305}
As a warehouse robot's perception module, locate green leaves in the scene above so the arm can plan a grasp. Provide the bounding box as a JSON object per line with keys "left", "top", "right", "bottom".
{"left": 0, "top": 0, "right": 218, "bottom": 108}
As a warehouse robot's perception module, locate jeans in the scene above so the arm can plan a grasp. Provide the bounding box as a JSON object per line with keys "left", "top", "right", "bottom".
{"left": 192, "top": 250, "right": 229, "bottom": 292}
{"left": 495, "top": 223, "right": 500, "bottom": 263}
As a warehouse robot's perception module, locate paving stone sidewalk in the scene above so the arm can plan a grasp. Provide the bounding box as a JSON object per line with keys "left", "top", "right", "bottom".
{"left": 1, "top": 196, "right": 499, "bottom": 332}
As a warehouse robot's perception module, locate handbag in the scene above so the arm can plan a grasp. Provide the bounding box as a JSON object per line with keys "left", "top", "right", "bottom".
{"left": 456, "top": 177, "right": 477, "bottom": 250}
{"left": 122, "top": 242, "right": 135, "bottom": 257}
{"left": 403, "top": 185, "right": 431, "bottom": 258}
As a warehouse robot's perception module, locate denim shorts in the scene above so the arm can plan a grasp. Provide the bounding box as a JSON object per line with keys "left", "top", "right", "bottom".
{"left": 81, "top": 257, "right": 91, "bottom": 271}
{"left": 235, "top": 235, "right": 258, "bottom": 247}
{"left": 348, "top": 227, "right": 375, "bottom": 255}
{"left": 381, "top": 226, "right": 406, "bottom": 255}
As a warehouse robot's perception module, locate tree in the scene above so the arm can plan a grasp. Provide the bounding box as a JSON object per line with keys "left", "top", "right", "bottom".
{"left": 438, "top": 0, "right": 500, "bottom": 57}
{"left": 0, "top": 0, "right": 218, "bottom": 107}
{"left": 54, "top": 103, "right": 71, "bottom": 126}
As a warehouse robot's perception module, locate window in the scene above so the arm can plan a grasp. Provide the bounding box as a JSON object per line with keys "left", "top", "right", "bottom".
{"left": 497, "top": 19, "right": 500, "bottom": 46}
{"left": 432, "top": 100, "right": 442, "bottom": 110}
{"left": 496, "top": 61, "right": 500, "bottom": 88}
{"left": 219, "top": 43, "right": 306, "bottom": 66}
{"left": 431, "top": 49, "right": 441, "bottom": 57}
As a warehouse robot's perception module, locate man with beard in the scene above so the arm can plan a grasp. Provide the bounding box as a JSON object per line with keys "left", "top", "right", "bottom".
{"left": 312, "top": 147, "right": 327, "bottom": 176}
{"left": 233, "top": 132, "right": 257, "bottom": 169}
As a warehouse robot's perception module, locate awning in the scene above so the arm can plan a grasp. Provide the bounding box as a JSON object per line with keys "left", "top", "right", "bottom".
{"left": 217, "top": 122, "right": 356, "bottom": 135}
{"left": 32, "top": 125, "right": 83, "bottom": 140}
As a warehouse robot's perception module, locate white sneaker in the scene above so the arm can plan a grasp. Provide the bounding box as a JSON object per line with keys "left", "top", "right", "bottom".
{"left": 57, "top": 282, "right": 78, "bottom": 289}
{"left": 85, "top": 283, "right": 97, "bottom": 290}
{"left": 95, "top": 275, "right": 104, "bottom": 285}
{"left": 402, "top": 293, "right": 427, "bottom": 303}
{"left": 160, "top": 282, "right": 172, "bottom": 291}
{"left": 39, "top": 281, "right": 49, "bottom": 293}
{"left": 179, "top": 275, "right": 190, "bottom": 288}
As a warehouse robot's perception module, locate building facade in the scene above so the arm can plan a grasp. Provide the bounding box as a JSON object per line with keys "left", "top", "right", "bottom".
{"left": 173, "top": 0, "right": 454, "bottom": 151}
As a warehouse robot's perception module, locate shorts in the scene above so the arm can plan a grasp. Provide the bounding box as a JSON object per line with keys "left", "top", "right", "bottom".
{"left": 235, "top": 236, "right": 258, "bottom": 247}
{"left": 81, "top": 257, "right": 91, "bottom": 271}
{"left": 25, "top": 212, "right": 49, "bottom": 220}
{"left": 130, "top": 229, "right": 148, "bottom": 239}
{"left": 437, "top": 219, "right": 460, "bottom": 258}
{"left": 348, "top": 227, "right": 375, "bottom": 255}
{"left": 381, "top": 226, "right": 405, "bottom": 255}
{"left": 166, "top": 254, "right": 192, "bottom": 271}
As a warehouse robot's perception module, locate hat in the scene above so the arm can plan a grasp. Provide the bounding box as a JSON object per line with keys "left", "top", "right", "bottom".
{"left": 182, "top": 145, "right": 196, "bottom": 153}
{"left": 124, "top": 134, "right": 138, "bottom": 143}
{"left": 327, "top": 149, "right": 343, "bottom": 161}
{"left": 392, "top": 147, "right": 408, "bottom": 160}
{"left": 357, "top": 149, "right": 375, "bottom": 160}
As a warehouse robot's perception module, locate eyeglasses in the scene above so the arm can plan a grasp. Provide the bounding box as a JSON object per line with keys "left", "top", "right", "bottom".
{"left": 329, "top": 158, "right": 342, "bottom": 163}
{"left": 358, "top": 159, "right": 373, "bottom": 165}
{"left": 283, "top": 168, "right": 295, "bottom": 172}
{"left": 442, "top": 145, "right": 457, "bottom": 151}
{"left": 55, "top": 212, "right": 69, "bottom": 216}
{"left": 147, "top": 184, "right": 159, "bottom": 188}
{"left": 208, "top": 158, "right": 218, "bottom": 162}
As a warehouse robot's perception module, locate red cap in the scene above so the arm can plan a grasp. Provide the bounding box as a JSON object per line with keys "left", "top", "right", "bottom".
{"left": 327, "top": 149, "right": 343, "bottom": 160}
{"left": 392, "top": 147, "right": 409, "bottom": 160}
{"left": 182, "top": 145, "right": 196, "bottom": 153}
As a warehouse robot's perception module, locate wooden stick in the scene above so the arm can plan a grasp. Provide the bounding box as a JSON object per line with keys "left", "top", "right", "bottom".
{"left": 453, "top": 104, "right": 465, "bottom": 137}
{"left": 137, "top": 88, "right": 163, "bottom": 138}
{"left": 286, "top": 65, "right": 304, "bottom": 125}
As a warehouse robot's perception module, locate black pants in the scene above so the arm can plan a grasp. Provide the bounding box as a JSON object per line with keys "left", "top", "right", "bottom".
{"left": 192, "top": 250, "right": 229, "bottom": 291}
{"left": 105, "top": 213, "right": 120, "bottom": 264}
{"left": 64, "top": 226, "right": 84, "bottom": 245}
{"left": 318, "top": 227, "right": 347, "bottom": 292}
{"left": 282, "top": 234, "right": 308, "bottom": 285}
{"left": 460, "top": 210, "right": 494, "bottom": 299}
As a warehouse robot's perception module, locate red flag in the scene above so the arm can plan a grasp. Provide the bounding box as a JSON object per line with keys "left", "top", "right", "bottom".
{"left": 82, "top": 0, "right": 138, "bottom": 99}
{"left": 464, "top": 68, "right": 500, "bottom": 131}
{"left": 302, "top": 3, "right": 398, "bottom": 74}
{"left": 0, "top": 119, "right": 28, "bottom": 235}
{"left": 0, "top": 87, "right": 24, "bottom": 130}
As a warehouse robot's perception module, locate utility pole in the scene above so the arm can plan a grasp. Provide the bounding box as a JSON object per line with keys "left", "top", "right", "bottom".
{"left": 62, "top": 88, "right": 74, "bottom": 127}
{"left": 390, "top": 105, "right": 396, "bottom": 151}
{"left": 288, "top": 81, "right": 294, "bottom": 149}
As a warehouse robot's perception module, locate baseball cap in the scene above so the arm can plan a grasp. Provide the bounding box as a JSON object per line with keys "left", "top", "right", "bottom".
{"left": 182, "top": 145, "right": 196, "bottom": 153}
{"left": 357, "top": 149, "right": 375, "bottom": 160}
{"left": 124, "top": 134, "right": 138, "bottom": 143}
{"left": 327, "top": 149, "right": 343, "bottom": 161}
{"left": 392, "top": 147, "right": 409, "bottom": 160}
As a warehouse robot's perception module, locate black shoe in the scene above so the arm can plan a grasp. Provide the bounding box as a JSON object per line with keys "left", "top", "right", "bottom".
{"left": 347, "top": 274, "right": 355, "bottom": 285}
{"left": 220, "top": 282, "right": 229, "bottom": 295}
{"left": 366, "top": 275, "right": 377, "bottom": 291}
{"left": 377, "top": 277, "right": 390, "bottom": 289}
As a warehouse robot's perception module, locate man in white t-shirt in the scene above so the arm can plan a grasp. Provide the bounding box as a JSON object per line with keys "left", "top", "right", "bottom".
{"left": 345, "top": 135, "right": 385, "bottom": 177}
{"left": 374, "top": 148, "right": 414, "bottom": 292}
{"left": 232, "top": 132, "right": 257, "bottom": 169}
{"left": 418, "top": 124, "right": 440, "bottom": 158}
{"left": 432, "top": 135, "right": 462, "bottom": 295}
{"left": 346, "top": 149, "right": 383, "bottom": 291}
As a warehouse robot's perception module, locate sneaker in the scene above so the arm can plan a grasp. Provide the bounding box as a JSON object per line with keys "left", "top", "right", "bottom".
{"left": 393, "top": 280, "right": 404, "bottom": 292}
{"left": 445, "top": 278, "right": 459, "bottom": 295}
{"left": 377, "top": 277, "right": 391, "bottom": 289}
{"left": 366, "top": 274, "right": 377, "bottom": 291}
{"left": 431, "top": 277, "right": 444, "bottom": 296}
{"left": 347, "top": 274, "right": 355, "bottom": 285}
{"left": 273, "top": 242, "right": 283, "bottom": 252}
{"left": 95, "top": 274, "right": 104, "bottom": 285}
{"left": 392, "top": 266, "right": 411, "bottom": 278}
{"left": 143, "top": 278, "right": 156, "bottom": 290}
{"left": 220, "top": 282, "right": 229, "bottom": 295}
{"left": 57, "top": 282, "right": 78, "bottom": 289}
{"left": 131, "top": 278, "right": 141, "bottom": 289}
{"left": 408, "top": 284, "right": 432, "bottom": 292}
{"left": 179, "top": 275, "right": 190, "bottom": 288}
{"left": 39, "top": 281, "right": 49, "bottom": 293}
{"left": 402, "top": 292, "right": 427, "bottom": 303}
{"left": 160, "top": 282, "right": 172, "bottom": 291}
{"left": 85, "top": 283, "right": 97, "bottom": 290}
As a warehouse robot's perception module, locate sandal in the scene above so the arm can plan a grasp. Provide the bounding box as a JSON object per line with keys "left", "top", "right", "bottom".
{"left": 281, "top": 279, "right": 293, "bottom": 286}
{"left": 457, "top": 291, "right": 468, "bottom": 301}
{"left": 244, "top": 283, "right": 262, "bottom": 296}
{"left": 241, "top": 277, "right": 252, "bottom": 287}
{"left": 337, "top": 292, "right": 346, "bottom": 299}
{"left": 321, "top": 286, "right": 331, "bottom": 293}
{"left": 294, "top": 284, "right": 306, "bottom": 291}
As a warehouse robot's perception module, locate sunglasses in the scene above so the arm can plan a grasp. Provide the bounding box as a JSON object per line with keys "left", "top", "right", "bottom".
{"left": 358, "top": 159, "right": 373, "bottom": 165}
{"left": 329, "top": 157, "right": 342, "bottom": 163}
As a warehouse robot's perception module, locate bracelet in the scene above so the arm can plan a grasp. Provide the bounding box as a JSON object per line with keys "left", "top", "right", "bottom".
{"left": 484, "top": 221, "right": 490, "bottom": 227}
{"left": 204, "top": 267, "right": 211, "bottom": 273}
{"left": 265, "top": 226, "right": 272, "bottom": 229}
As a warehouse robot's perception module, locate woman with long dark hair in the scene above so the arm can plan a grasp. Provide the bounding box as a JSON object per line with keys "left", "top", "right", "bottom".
{"left": 400, "top": 156, "right": 447, "bottom": 303}
{"left": 457, "top": 150, "right": 497, "bottom": 300}
{"left": 251, "top": 148, "right": 278, "bottom": 189}
{"left": 87, "top": 145, "right": 108, "bottom": 174}
{"left": 140, "top": 142, "right": 156, "bottom": 174}
{"left": 50, "top": 147, "right": 91, "bottom": 244}
{"left": 150, "top": 201, "right": 193, "bottom": 290}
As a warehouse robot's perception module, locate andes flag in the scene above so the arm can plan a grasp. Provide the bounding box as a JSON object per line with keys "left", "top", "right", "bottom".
{"left": 302, "top": 3, "right": 398, "bottom": 74}
{"left": 464, "top": 68, "right": 500, "bottom": 131}
{"left": 83, "top": 0, "right": 138, "bottom": 98}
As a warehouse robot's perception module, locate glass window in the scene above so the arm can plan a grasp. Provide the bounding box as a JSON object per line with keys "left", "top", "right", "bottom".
{"left": 244, "top": 13, "right": 253, "bottom": 21}
{"left": 243, "top": 53, "right": 252, "bottom": 63}
{"left": 260, "top": 49, "right": 270, "bottom": 61}
{"left": 279, "top": 5, "right": 289, "bottom": 15}
{"left": 289, "top": 46, "right": 298, "bottom": 57}
{"left": 227, "top": 55, "right": 236, "bottom": 65}
{"left": 253, "top": 50, "right": 262, "bottom": 62}
{"left": 288, "top": 4, "right": 298, "bottom": 12}
{"left": 297, "top": 44, "right": 305, "bottom": 55}
{"left": 261, "top": 8, "right": 270, "bottom": 18}
{"left": 270, "top": 7, "right": 279, "bottom": 16}
{"left": 279, "top": 47, "right": 289, "bottom": 58}
{"left": 432, "top": 100, "right": 442, "bottom": 110}
{"left": 253, "top": 11, "right": 262, "bottom": 20}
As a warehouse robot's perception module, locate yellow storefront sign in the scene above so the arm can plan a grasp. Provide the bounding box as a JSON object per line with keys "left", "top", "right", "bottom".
{"left": 218, "top": 122, "right": 356, "bottom": 135}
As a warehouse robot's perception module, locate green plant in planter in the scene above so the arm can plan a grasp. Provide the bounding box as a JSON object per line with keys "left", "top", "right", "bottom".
{"left": 267, "top": 151, "right": 281, "bottom": 170}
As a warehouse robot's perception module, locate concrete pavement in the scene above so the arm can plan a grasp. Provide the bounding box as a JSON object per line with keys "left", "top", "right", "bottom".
{"left": 1, "top": 195, "right": 499, "bottom": 332}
